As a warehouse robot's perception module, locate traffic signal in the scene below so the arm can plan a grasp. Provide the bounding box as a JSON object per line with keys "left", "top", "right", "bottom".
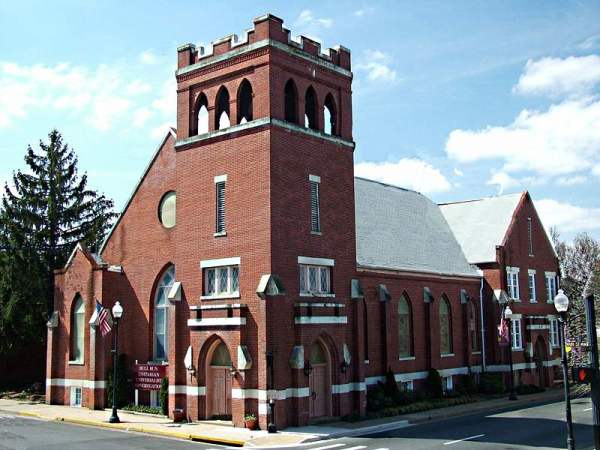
{"left": 572, "top": 366, "right": 596, "bottom": 384}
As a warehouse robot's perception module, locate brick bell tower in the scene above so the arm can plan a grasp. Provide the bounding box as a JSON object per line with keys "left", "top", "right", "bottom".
{"left": 174, "top": 14, "right": 357, "bottom": 428}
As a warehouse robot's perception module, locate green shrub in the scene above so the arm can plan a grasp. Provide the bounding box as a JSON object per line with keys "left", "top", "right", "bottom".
{"left": 122, "top": 404, "right": 163, "bottom": 415}
{"left": 366, "top": 382, "right": 386, "bottom": 412}
{"left": 424, "top": 369, "right": 443, "bottom": 399}
{"left": 479, "top": 373, "right": 505, "bottom": 395}
{"left": 159, "top": 377, "right": 169, "bottom": 416}
{"left": 383, "top": 368, "right": 401, "bottom": 402}
{"left": 516, "top": 384, "right": 545, "bottom": 395}
{"left": 458, "top": 374, "right": 478, "bottom": 395}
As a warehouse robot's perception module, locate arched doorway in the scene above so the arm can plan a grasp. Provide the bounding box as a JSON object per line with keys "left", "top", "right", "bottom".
{"left": 206, "top": 340, "right": 232, "bottom": 419}
{"left": 309, "top": 340, "right": 332, "bottom": 418}
{"left": 533, "top": 336, "right": 548, "bottom": 388}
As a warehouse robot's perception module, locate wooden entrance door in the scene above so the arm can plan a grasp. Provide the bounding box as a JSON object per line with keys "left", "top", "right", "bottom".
{"left": 206, "top": 342, "right": 232, "bottom": 419}
{"left": 209, "top": 367, "right": 231, "bottom": 418}
{"left": 309, "top": 341, "right": 331, "bottom": 418}
{"left": 310, "top": 364, "right": 328, "bottom": 417}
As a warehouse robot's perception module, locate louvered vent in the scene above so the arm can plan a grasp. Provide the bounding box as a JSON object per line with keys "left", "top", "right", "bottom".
{"left": 216, "top": 181, "right": 226, "bottom": 233}
{"left": 310, "top": 180, "right": 320, "bottom": 232}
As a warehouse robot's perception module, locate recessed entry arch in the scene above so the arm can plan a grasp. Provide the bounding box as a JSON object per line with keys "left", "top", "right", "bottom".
{"left": 205, "top": 338, "right": 233, "bottom": 419}
{"left": 308, "top": 337, "right": 332, "bottom": 418}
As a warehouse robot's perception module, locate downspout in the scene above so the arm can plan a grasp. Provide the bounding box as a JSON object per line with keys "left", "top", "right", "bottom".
{"left": 478, "top": 271, "right": 487, "bottom": 372}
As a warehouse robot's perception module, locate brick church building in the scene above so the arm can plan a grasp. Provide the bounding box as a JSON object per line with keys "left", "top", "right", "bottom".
{"left": 46, "top": 14, "right": 560, "bottom": 429}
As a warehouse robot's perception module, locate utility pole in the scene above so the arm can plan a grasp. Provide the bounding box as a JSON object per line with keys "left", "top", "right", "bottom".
{"left": 584, "top": 278, "right": 600, "bottom": 449}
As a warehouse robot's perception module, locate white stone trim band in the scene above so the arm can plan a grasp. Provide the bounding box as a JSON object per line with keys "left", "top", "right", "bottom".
{"left": 187, "top": 317, "right": 246, "bottom": 327}
{"left": 298, "top": 256, "right": 335, "bottom": 266}
{"left": 46, "top": 379, "right": 106, "bottom": 389}
{"left": 294, "top": 316, "right": 347, "bottom": 324}
{"left": 200, "top": 257, "right": 240, "bottom": 268}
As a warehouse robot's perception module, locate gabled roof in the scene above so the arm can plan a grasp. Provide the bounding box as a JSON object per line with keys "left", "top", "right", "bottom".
{"left": 61, "top": 242, "right": 105, "bottom": 272}
{"left": 99, "top": 128, "right": 176, "bottom": 255}
{"left": 439, "top": 192, "right": 524, "bottom": 264}
{"left": 355, "top": 177, "right": 479, "bottom": 278}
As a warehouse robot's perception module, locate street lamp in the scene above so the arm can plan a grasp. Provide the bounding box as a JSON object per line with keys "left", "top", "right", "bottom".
{"left": 555, "top": 289, "right": 575, "bottom": 450}
{"left": 504, "top": 305, "right": 518, "bottom": 401}
{"left": 109, "top": 301, "right": 123, "bottom": 424}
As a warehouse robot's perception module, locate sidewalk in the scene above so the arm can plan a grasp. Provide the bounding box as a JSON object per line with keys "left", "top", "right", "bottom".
{"left": 0, "top": 388, "right": 567, "bottom": 448}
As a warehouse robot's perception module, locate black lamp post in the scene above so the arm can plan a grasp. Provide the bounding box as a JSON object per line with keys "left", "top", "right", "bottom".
{"left": 504, "top": 305, "right": 518, "bottom": 401}
{"left": 109, "top": 301, "right": 123, "bottom": 424}
{"left": 555, "top": 289, "right": 575, "bottom": 450}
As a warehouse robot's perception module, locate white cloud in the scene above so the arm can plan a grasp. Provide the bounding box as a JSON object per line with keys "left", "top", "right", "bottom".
{"left": 578, "top": 34, "right": 600, "bottom": 51}
{"left": 150, "top": 122, "right": 173, "bottom": 140}
{"left": 453, "top": 167, "right": 464, "bottom": 177}
{"left": 537, "top": 198, "right": 600, "bottom": 233}
{"left": 354, "top": 158, "right": 451, "bottom": 194}
{"left": 486, "top": 172, "right": 518, "bottom": 194}
{"left": 513, "top": 55, "right": 600, "bottom": 98}
{"left": 132, "top": 108, "right": 153, "bottom": 128}
{"left": 0, "top": 61, "right": 140, "bottom": 131}
{"left": 126, "top": 79, "right": 152, "bottom": 95}
{"left": 446, "top": 97, "right": 600, "bottom": 178}
{"left": 152, "top": 79, "right": 176, "bottom": 117}
{"left": 356, "top": 49, "right": 397, "bottom": 83}
{"left": 353, "top": 7, "right": 374, "bottom": 17}
{"left": 295, "top": 10, "right": 333, "bottom": 29}
{"left": 556, "top": 175, "right": 588, "bottom": 186}
{"left": 139, "top": 49, "right": 159, "bottom": 65}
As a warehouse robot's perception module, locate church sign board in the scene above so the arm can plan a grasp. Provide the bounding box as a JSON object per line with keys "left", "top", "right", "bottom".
{"left": 133, "top": 363, "right": 167, "bottom": 391}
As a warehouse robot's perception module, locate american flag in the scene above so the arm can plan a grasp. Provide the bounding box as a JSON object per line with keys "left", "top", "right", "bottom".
{"left": 497, "top": 313, "right": 509, "bottom": 345}
{"left": 89, "top": 300, "right": 112, "bottom": 337}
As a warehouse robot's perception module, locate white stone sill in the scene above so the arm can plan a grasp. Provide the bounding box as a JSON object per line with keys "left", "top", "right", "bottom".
{"left": 399, "top": 356, "right": 416, "bottom": 361}
{"left": 200, "top": 293, "right": 240, "bottom": 301}
{"left": 441, "top": 353, "right": 455, "bottom": 358}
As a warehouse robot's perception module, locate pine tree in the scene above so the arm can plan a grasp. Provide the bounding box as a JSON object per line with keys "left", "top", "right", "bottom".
{"left": 0, "top": 130, "right": 116, "bottom": 353}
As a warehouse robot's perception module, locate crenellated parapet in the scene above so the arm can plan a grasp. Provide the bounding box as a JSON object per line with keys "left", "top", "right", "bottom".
{"left": 176, "top": 14, "right": 351, "bottom": 73}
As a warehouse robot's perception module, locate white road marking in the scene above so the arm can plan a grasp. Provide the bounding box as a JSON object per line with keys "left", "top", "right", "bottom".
{"left": 584, "top": 407, "right": 593, "bottom": 411}
{"left": 343, "top": 446, "right": 367, "bottom": 450}
{"left": 371, "top": 448, "right": 390, "bottom": 450}
{"left": 443, "top": 434, "right": 485, "bottom": 445}
{"left": 309, "top": 444, "right": 346, "bottom": 450}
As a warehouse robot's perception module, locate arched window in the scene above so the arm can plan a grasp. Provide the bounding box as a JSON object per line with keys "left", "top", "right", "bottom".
{"left": 210, "top": 342, "right": 232, "bottom": 367}
{"left": 398, "top": 294, "right": 413, "bottom": 358}
{"left": 70, "top": 295, "right": 85, "bottom": 363}
{"left": 304, "top": 86, "right": 317, "bottom": 129}
{"left": 363, "top": 299, "right": 369, "bottom": 362}
{"left": 237, "top": 80, "right": 253, "bottom": 124}
{"left": 215, "top": 86, "right": 230, "bottom": 130}
{"left": 154, "top": 265, "right": 175, "bottom": 361}
{"left": 323, "top": 93, "right": 337, "bottom": 135}
{"left": 194, "top": 93, "right": 209, "bottom": 135}
{"left": 468, "top": 302, "right": 479, "bottom": 352}
{"left": 439, "top": 296, "right": 453, "bottom": 355}
{"left": 284, "top": 79, "right": 298, "bottom": 124}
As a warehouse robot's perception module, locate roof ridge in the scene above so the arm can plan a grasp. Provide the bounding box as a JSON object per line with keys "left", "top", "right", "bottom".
{"left": 439, "top": 191, "right": 523, "bottom": 206}
{"left": 354, "top": 176, "right": 421, "bottom": 195}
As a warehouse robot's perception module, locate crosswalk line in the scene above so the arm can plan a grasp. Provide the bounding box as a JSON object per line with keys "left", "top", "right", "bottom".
{"left": 310, "top": 444, "right": 346, "bottom": 450}
{"left": 343, "top": 447, "right": 367, "bottom": 450}
{"left": 371, "top": 448, "right": 390, "bottom": 450}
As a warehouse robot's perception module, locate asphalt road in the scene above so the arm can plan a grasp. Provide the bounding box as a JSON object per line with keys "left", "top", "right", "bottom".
{"left": 0, "top": 398, "right": 595, "bottom": 450}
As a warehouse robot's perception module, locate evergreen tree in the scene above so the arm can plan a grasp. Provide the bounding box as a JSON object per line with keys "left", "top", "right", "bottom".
{"left": 0, "top": 130, "right": 116, "bottom": 353}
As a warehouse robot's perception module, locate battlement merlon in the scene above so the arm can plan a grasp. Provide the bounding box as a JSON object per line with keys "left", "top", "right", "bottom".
{"left": 176, "top": 13, "right": 351, "bottom": 76}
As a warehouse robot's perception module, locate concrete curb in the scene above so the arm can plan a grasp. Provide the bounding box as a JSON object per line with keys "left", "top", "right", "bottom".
{"left": 13, "top": 410, "right": 246, "bottom": 447}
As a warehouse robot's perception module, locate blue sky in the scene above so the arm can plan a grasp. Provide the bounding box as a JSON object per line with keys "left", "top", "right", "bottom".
{"left": 1, "top": 0, "right": 599, "bottom": 240}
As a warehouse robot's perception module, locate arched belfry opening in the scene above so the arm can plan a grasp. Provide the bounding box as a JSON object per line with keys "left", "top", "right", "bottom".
{"left": 284, "top": 79, "right": 298, "bottom": 124}
{"left": 215, "top": 86, "right": 231, "bottom": 130}
{"left": 304, "top": 86, "right": 318, "bottom": 130}
{"left": 323, "top": 93, "right": 337, "bottom": 135}
{"left": 192, "top": 93, "right": 209, "bottom": 135}
{"left": 237, "top": 80, "right": 253, "bottom": 124}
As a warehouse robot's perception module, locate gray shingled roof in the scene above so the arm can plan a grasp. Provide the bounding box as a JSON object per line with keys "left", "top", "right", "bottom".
{"left": 354, "top": 177, "right": 479, "bottom": 277}
{"left": 439, "top": 193, "right": 523, "bottom": 264}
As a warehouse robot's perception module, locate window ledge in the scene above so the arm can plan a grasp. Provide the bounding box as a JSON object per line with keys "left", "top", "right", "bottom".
{"left": 441, "top": 353, "right": 455, "bottom": 358}
{"left": 310, "top": 231, "right": 322, "bottom": 236}
{"left": 472, "top": 351, "right": 482, "bottom": 355}
{"left": 299, "top": 292, "right": 335, "bottom": 298}
{"left": 364, "top": 360, "right": 370, "bottom": 364}
{"left": 530, "top": 300, "right": 537, "bottom": 303}
{"left": 200, "top": 293, "right": 240, "bottom": 300}
{"left": 399, "top": 356, "right": 416, "bottom": 361}
{"left": 213, "top": 231, "right": 227, "bottom": 238}
{"left": 512, "top": 348, "right": 524, "bottom": 352}
{"left": 68, "top": 361, "right": 84, "bottom": 366}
